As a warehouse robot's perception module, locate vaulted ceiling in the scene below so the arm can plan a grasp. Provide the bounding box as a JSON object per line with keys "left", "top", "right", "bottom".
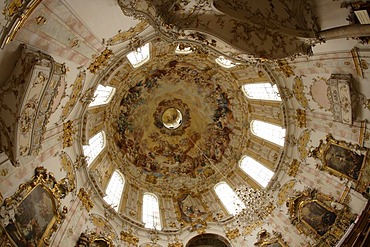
{"left": 0, "top": 1, "right": 369, "bottom": 247}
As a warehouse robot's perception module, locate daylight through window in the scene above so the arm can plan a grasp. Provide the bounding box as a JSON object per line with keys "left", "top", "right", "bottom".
{"left": 239, "top": 156, "right": 274, "bottom": 188}
{"left": 89, "top": 84, "right": 116, "bottom": 107}
{"left": 214, "top": 182, "right": 244, "bottom": 215}
{"left": 103, "top": 170, "right": 124, "bottom": 211}
{"left": 242, "top": 83, "right": 281, "bottom": 101}
{"left": 251, "top": 120, "right": 286, "bottom": 146}
{"left": 127, "top": 43, "right": 150, "bottom": 68}
{"left": 142, "top": 193, "right": 161, "bottom": 229}
{"left": 82, "top": 131, "right": 105, "bottom": 166}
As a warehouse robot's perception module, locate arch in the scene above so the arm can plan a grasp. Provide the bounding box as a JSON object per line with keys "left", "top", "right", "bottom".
{"left": 103, "top": 170, "right": 125, "bottom": 211}
{"left": 214, "top": 182, "right": 244, "bottom": 215}
{"left": 242, "top": 82, "right": 281, "bottom": 101}
{"left": 127, "top": 43, "right": 150, "bottom": 68}
{"left": 251, "top": 120, "right": 286, "bottom": 146}
{"left": 83, "top": 131, "right": 105, "bottom": 166}
{"left": 142, "top": 192, "right": 161, "bottom": 229}
{"left": 89, "top": 84, "right": 116, "bottom": 107}
{"left": 239, "top": 155, "right": 274, "bottom": 188}
{"left": 186, "top": 233, "right": 232, "bottom": 247}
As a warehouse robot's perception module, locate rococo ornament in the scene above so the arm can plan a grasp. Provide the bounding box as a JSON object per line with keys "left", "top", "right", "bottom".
{"left": 88, "top": 48, "right": 113, "bottom": 73}
{"left": 225, "top": 227, "right": 240, "bottom": 240}
{"left": 62, "top": 120, "right": 75, "bottom": 148}
{"left": 309, "top": 134, "right": 369, "bottom": 193}
{"left": 76, "top": 231, "right": 114, "bottom": 247}
{"left": 254, "top": 229, "right": 288, "bottom": 247}
{"left": 78, "top": 188, "right": 94, "bottom": 212}
{"left": 0, "top": 166, "right": 69, "bottom": 246}
{"left": 286, "top": 188, "right": 355, "bottom": 247}
{"left": 120, "top": 229, "right": 139, "bottom": 246}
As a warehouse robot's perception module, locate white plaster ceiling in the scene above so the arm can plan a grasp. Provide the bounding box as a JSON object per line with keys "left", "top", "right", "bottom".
{"left": 63, "top": 0, "right": 141, "bottom": 40}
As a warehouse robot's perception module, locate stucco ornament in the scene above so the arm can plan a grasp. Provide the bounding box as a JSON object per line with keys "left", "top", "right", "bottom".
{"left": 118, "top": 0, "right": 319, "bottom": 60}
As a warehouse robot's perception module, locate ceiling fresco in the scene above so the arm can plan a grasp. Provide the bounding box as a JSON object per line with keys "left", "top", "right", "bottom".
{"left": 105, "top": 44, "right": 250, "bottom": 193}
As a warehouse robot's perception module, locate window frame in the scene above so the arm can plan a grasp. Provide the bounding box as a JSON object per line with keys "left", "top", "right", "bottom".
{"left": 242, "top": 82, "right": 281, "bottom": 101}
{"left": 239, "top": 155, "right": 274, "bottom": 188}
{"left": 250, "top": 120, "right": 286, "bottom": 146}
{"left": 142, "top": 192, "right": 161, "bottom": 230}
{"left": 175, "top": 44, "right": 193, "bottom": 54}
{"left": 214, "top": 182, "right": 244, "bottom": 215}
{"left": 103, "top": 170, "right": 125, "bottom": 211}
{"left": 215, "top": 56, "right": 236, "bottom": 68}
{"left": 127, "top": 43, "right": 151, "bottom": 68}
{"left": 89, "top": 84, "right": 116, "bottom": 107}
{"left": 82, "top": 131, "right": 106, "bottom": 166}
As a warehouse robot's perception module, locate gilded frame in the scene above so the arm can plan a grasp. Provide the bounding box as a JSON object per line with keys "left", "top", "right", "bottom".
{"left": 298, "top": 199, "right": 337, "bottom": 237}
{"left": 309, "top": 134, "right": 369, "bottom": 190}
{"left": 260, "top": 240, "right": 287, "bottom": 247}
{"left": 287, "top": 188, "right": 355, "bottom": 247}
{"left": 76, "top": 231, "right": 115, "bottom": 247}
{"left": 0, "top": 167, "right": 68, "bottom": 247}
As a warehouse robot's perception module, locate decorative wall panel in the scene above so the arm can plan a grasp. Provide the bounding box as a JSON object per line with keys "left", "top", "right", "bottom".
{"left": 0, "top": 45, "right": 66, "bottom": 164}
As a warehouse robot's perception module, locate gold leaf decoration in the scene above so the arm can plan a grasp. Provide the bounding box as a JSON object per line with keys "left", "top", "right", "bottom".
{"left": 88, "top": 48, "right": 113, "bottom": 74}
{"left": 78, "top": 188, "right": 94, "bottom": 212}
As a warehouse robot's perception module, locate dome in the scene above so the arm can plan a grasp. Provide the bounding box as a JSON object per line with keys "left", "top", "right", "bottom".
{"left": 0, "top": 1, "right": 370, "bottom": 246}
{"left": 106, "top": 44, "right": 251, "bottom": 193}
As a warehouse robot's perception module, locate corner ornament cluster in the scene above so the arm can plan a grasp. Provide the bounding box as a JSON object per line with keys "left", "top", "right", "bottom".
{"left": 0, "top": 166, "right": 71, "bottom": 246}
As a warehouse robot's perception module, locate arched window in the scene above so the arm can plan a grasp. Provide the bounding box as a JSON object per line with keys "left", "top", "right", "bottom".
{"left": 127, "top": 43, "right": 150, "bottom": 68}
{"left": 214, "top": 182, "right": 244, "bottom": 215}
{"left": 83, "top": 131, "right": 105, "bottom": 166}
{"left": 251, "top": 120, "right": 285, "bottom": 146}
{"left": 89, "top": 84, "right": 116, "bottom": 107}
{"left": 103, "top": 170, "right": 124, "bottom": 211}
{"left": 175, "top": 44, "right": 193, "bottom": 54}
{"left": 142, "top": 193, "right": 161, "bottom": 229}
{"left": 242, "top": 83, "right": 281, "bottom": 101}
{"left": 215, "top": 56, "right": 236, "bottom": 68}
{"left": 239, "top": 156, "right": 274, "bottom": 188}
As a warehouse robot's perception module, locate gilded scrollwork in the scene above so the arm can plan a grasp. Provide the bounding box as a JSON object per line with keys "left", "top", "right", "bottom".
{"left": 309, "top": 134, "right": 369, "bottom": 193}
{"left": 287, "top": 159, "right": 300, "bottom": 177}
{"left": 225, "top": 227, "right": 240, "bottom": 240}
{"left": 0, "top": 166, "right": 69, "bottom": 246}
{"left": 90, "top": 214, "right": 116, "bottom": 240}
{"left": 277, "top": 180, "right": 296, "bottom": 206}
{"left": 61, "top": 70, "right": 86, "bottom": 120}
{"left": 295, "top": 109, "right": 307, "bottom": 128}
{"left": 62, "top": 120, "right": 75, "bottom": 148}
{"left": 106, "top": 21, "right": 149, "bottom": 46}
{"left": 78, "top": 188, "right": 94, "bottom": 212}
{"left": 120, "top": 229, "right": 139, "bottom": 246}
{"left": 20, "top": 94, "right": 38, "bottom": 133}
{"left": 168, "top": 238, "right": 183, "bottom": 247}
{"left": 60, "top": 151, "right": 76, "bottom": 193}
{"left": 117, "top": 0, "right": 318, "bottom": 60}
{"left": 242, "top": 220, "right": 263, "bottom": 236}
{"left": 276, "top": 60, "right": 295, "bottom": 78}
{"left": 35, "top": 15, "right": 46, "bottom": 25}
{"left": 254, "top": 229, "right": 288, "bottom": 247}
{"left": 286, "top": 188, "right": 355, "bottom": 246}
{"left": 88, "top": 48, "right": 113, "bottom": 74}
{"left": 1, "top": 0, "right": 42, "bottom": 48}
{"left": 76, "top": 231, "right": 114, "bottom": 247}
{"left": 297, "top": 129, "right": 311, "bottom": 160}
{"left": 293, "top": 76, "right": 310, "bottom": 110}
